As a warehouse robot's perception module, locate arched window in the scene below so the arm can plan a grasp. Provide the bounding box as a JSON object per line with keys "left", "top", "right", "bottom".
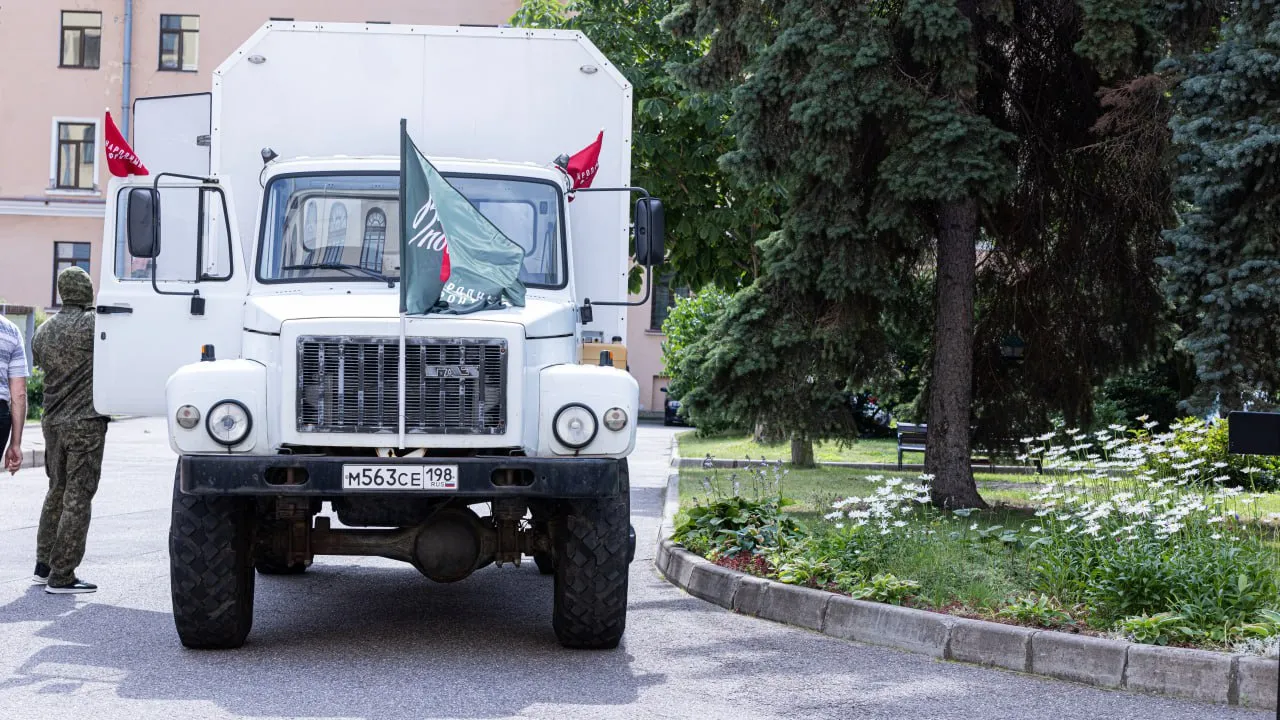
{"left": 361, "top": 207, "right": 387, "bottom": 273}
{"left": 323, "top": 203, "right": 348, "bottom": 265}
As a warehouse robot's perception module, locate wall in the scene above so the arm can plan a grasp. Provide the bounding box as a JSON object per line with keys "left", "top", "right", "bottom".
{"left": 0, "top": 0, "right": 521, "bottom": 309}
{"left": 626, "top": 283, "right": 668, "bottom": 413}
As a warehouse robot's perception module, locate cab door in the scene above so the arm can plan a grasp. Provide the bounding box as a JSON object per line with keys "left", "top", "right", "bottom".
{"left": 93, "top": 176, "right": 248, "bottom": 415}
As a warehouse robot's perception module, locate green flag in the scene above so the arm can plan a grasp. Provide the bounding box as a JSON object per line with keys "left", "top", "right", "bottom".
{"left": 399, "top": 120, "right": 526, "bottom": 315}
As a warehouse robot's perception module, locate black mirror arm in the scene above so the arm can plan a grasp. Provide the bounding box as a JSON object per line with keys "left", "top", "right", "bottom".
{"left": 585, "top": 265, "right": 652, "bottom": 309}
{"left": 145, "top": 172, "right": 219, "bottom": 299}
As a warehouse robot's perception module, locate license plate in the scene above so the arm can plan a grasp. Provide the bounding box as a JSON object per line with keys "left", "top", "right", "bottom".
{"left": 341, "top": 464, "right": 459, "bottom": 491}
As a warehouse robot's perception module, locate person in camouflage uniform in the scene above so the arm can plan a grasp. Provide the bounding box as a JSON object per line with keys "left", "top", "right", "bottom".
{"left": 32, "top": 267, "right": 109, "bottom": 594}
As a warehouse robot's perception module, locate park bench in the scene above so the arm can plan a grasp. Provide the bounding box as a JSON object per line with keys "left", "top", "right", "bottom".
{"left": 896, "top": 423, "right": 1035, "bottom": 471}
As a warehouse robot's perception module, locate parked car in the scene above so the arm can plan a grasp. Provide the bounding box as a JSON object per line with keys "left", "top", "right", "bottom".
{"left": 660, "top": 387, "right": 690, "bottom": 427}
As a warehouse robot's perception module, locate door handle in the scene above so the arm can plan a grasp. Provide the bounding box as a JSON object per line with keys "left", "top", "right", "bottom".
{"left": 95, "top": 305, "right": 134, "bottom": 315}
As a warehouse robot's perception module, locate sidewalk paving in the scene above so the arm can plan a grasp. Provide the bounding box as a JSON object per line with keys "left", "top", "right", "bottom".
{"left": 12, "top": 415, "right": 136, "bottom": 472}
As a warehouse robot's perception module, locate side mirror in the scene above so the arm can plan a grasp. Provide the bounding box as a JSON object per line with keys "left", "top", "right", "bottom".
{"left": 634, "top": 197, "right": 665, "bottom": 267}
{"left": 126, "top": 188, "right": 161, "bottom": 259}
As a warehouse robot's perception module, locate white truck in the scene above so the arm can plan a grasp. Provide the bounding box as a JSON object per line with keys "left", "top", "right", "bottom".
{"left": 93, "top": 22, "right": 664, "bottom": 650}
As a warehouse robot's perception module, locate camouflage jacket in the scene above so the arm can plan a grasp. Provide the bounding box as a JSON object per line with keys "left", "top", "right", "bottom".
{"left": 33, "top": 267, "right": 107, "bottom": 427}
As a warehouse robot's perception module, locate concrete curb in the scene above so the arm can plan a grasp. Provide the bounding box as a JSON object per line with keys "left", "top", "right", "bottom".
{"left": 656, "top": 538, "right": 1277, "bottom": 711}
{"left": 658, "top": 438, "right": 1278, "bottom": 710}
{"left": 655, "top": 448, "right": 1276, "bottom": 711}
{"left": 20, "top": 445, "right": 44, "bottom": 471}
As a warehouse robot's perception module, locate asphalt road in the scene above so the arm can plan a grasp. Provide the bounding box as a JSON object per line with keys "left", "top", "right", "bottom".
{"left": 0, "top": 418, "right": 1260, "bottom": 719}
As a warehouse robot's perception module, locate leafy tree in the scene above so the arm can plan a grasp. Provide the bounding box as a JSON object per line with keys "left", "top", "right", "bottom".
{"left": 510, "top": 0, "right": 781, "bottom": 289}
{"left": 1163, "top": 0, "right": 1280, "bottom": 412}
{"left": 659, "top": 286, "right": 731, "bottom": 427}
{"left": 664, "top": 0, "right": 1208, "bottom": 507}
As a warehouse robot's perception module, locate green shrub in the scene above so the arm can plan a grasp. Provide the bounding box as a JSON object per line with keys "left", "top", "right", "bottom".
{"left": 996, "top": 594, "right": 1073, "bottom": 628}
{"left": 25, "top": 366, "right": 43, "bottom": 420}
{"left": 1116, "top": 613, "right": 1198, "bottom": 646}
{"left": 660, "top": 287, "right": 733, "bottom": 428}
{"left": 1137, "top": 418, "right": 1280, "bottom": 491}
{"left": 847, "top": 573, "right": 920, "bottom": 605}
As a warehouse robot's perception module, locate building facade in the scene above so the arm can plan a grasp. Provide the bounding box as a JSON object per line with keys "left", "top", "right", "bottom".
{"left": 0, "top": 0, "right": 676, "bottom": 411}
{"left": 0, "top": 0, "right": 520, "bottom": 308}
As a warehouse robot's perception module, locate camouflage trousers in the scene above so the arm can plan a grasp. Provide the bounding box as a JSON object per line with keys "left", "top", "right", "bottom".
{"left": 36, "top": 418, "right": 107, "bottom": 586}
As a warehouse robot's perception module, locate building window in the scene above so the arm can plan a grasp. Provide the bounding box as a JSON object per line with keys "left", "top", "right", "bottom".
{"left": 361, "top": 208, "right": 387, "bottom": 272}
{"left": 649, "top": 272, "right": 689, "bottom": 332}
{"left": 322, "top": 204, "right": 348, "bottom": 265}
{"left": 52, "top": 242, "right": 91, "bottom": 306}
{"left": 159, "top": 15, "right": 199, "bottom": 71}
{"left": 60, "top": 11, "right": 102, "bottom": 68}
{"left": 55, "top": 121, "right": 96, "bottom": 190}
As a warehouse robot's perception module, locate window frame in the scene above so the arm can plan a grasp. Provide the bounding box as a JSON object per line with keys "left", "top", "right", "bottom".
{"left": 361, "top": 208, "right": 388, "bottom": 273}
{"left": 158, "top": 14, "right": 199, "bottom": 72}
{"left": 649, "top": 272, "right": 688, "bottom": 332}
{"left": 111, "top": 185, "right": 237, "bottom": 284}
{"left": 51, "top": 241, "right": 92, "bottom": 307}
{"left": 50, "top": 118, "right": 99, "bottom": 193}
{"left": 255, "top": 171, "right": 570, "bottom": 290}
{"left": 59, "top": 10, "right": 102, "bottom": 69}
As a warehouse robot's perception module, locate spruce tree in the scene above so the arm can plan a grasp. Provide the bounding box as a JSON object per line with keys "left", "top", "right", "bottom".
{"left": 666, "top": 0, "right": 1206, "bottom": 507}
{"left": 1164, "top": 1, "right": 1280, "bottom": 411}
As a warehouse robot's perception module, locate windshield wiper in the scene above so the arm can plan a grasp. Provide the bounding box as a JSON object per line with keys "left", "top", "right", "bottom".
{"left": 280, "top": 263, "right": 397, "bottom": 287}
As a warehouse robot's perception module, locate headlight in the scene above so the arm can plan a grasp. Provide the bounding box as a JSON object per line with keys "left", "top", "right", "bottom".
{"left": 603, "top": 407, "right": 628, "bottom": 432}
{"left": 175, "top": 404, "right": 201, "bottom": 429}
{"left": 206, "top": 400, "right": 252, "bottom": 447}
{"left": 553, "top": 403, "right": 597, "bottom": 449}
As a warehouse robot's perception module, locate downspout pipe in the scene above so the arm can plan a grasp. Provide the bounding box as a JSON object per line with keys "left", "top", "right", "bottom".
{"left": 122, "top": 0, "right": 133, "bottom": 138}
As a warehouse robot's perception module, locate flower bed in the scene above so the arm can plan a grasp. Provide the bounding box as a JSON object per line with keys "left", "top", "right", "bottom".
{"left": 673, "top": 420, "right": 1280, "bottom": 656}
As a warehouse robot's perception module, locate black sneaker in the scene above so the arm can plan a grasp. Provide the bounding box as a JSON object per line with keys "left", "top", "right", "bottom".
{"left": 45, "top": 579, "right": 96, "bottom": 594}
{"left": 32, "top": 562, "right": 50, "bottom": 585}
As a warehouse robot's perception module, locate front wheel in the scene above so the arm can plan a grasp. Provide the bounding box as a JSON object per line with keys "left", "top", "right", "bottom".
{"left": 550, "top": 476, "right": 631, "bottom": 648}
{"left": 169, "top": 469, "right": 256, "bottom": 649}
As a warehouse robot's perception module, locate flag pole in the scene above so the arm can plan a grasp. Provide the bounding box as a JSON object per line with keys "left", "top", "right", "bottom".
{"left": 397, "top": 119, "right": 408, "bottom": 450}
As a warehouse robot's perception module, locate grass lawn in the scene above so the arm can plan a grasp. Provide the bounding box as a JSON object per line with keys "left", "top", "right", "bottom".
{"left": 677, "top": 431, "right": 902, "bottom": 465}
{"left": 679, "top": 466, "right": 1049, "bottom": 523}
{"left": 677, "top": 465, "right": 1280, "bottom": 532}
{"left": 676, "top": 465, "right": 1280, "bottom": 619}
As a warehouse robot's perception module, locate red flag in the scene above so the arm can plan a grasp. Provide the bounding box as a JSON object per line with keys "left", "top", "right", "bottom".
{"left": 566, "top": 131, "right": 603, "bottom": 201}
{"left": 103, "top": 110, "right": 148, "bottom": 177}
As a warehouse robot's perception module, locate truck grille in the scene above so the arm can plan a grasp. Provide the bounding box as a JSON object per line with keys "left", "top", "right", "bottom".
{"left": 297, "top": 336, "right": 506, "bottom": 435}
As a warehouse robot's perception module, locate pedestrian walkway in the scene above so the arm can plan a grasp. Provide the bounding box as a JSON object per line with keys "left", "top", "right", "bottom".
{"left": 16, "top": 422, "right": 43, "bottom": 470}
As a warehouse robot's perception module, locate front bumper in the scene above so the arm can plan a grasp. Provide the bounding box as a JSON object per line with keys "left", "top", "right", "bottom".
{"left": 179, "top": 454, "right": 628, "bottom": 498}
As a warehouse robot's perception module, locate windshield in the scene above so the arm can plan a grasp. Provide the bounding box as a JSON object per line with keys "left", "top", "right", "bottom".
{"left": 257, "top": 173, "right": 566, "bottom": 288}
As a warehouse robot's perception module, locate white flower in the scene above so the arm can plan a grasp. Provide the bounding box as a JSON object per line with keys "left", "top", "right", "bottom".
{"left": 1030, "top": 526, "right": 1042, "bottom": 533}
{"left": 1211, "top": 533, "right": 1222, "bottom": 540}
{"left": 893, "top": 520, "right": 908, "bottom": 528}
{"left": 970, "top": 523, "right": 979, "bottom": 531}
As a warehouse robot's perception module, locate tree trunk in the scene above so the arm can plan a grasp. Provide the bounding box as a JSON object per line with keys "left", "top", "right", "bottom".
{"left": 790, "top": 435, "right": 815, "bottom": 468}
{"left": 926, "top": 199, "right": 988, "bottom": 509}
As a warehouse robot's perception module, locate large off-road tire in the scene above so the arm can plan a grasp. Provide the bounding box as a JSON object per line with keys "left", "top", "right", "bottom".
{"left": 169, "top": 470, "right": 256, "bottom": 649}
{"left": 551, "top": 462, "right": 631, "bottom": 649}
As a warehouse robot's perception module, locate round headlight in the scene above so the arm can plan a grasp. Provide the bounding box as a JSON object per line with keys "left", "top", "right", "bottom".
{"left": 206, "top": 400, "right": 252, "bottom": 447}
{"left": 175, "top": 404, "right": 201, "bottom": 430}
{"left": 553, "top": 403, "right": 598, "bottom": 449}
{"left": 603, "top": 407, "right": 628, "bottom": 432}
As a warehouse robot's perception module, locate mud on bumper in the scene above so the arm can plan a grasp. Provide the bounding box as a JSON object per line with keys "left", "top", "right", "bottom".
{"left": 179, "top": 454, "right": 628, "bottom": 498}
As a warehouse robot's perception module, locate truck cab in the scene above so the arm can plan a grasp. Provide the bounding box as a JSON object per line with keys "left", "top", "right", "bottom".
{"left": 93, "top": 22, "right": 657, "bottom": 651}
